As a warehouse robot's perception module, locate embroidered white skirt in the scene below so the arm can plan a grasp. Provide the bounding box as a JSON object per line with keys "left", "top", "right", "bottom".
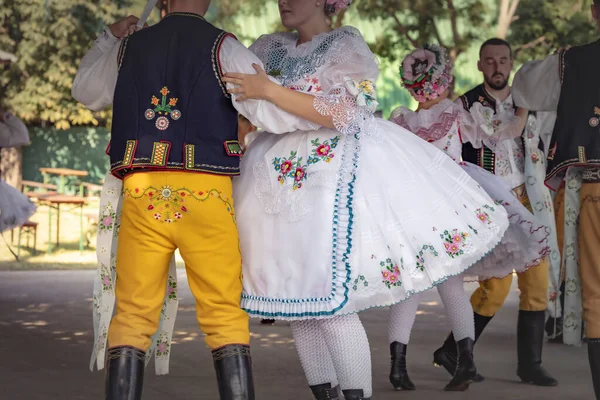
{"left": 0, "top": 181, "right": 36, "bottom": 233}
{"left": 458, "top": 162, "right": 550, "bottom": 281}
{"left": 234, "top": 119, "right": 510, "bottom": 320}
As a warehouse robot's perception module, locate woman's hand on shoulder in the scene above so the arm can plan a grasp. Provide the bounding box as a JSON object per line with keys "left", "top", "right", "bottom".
{"left": 223, "top": 64, "right": 279, "bottom": 102}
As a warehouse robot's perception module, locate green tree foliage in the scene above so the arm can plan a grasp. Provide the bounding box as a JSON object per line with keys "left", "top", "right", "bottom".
{"left": 355, "top": 0, "right": 488, "bottom": 62}
{"left": 0, "top": 0, "right": 148, "bottom": 130}
{"left": 507, "top": 0, "right": 597, "bottom": 63}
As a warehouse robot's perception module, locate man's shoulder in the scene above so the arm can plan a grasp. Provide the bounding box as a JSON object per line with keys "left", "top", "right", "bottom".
{"left": 457, "top": 84, "right": 485, "bottom": 110}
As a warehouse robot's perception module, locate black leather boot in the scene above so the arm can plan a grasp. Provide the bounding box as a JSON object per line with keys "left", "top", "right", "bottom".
{"left": 105, "top": 346, "right": 145, "bottom": 400}
{"left": 589, "top": 339, "right": 600, "bottom": 400}
{"left": 516, "top": 310, "right": 558, "bottom": 386}
{"left": 309, "top": 383, "right": 340, "bottom": 399}
{"left": 444, "top": 338, "right": 477, "bottom": 391}
{"left": 212, "top": 344, "right": 255, "bottom": 400}
{"left": 389, "top": 342, "right": 416, "bottom": 390}
{"left": 341, "top": 389, "right": 370, "bottom": 400}
{"left": 433, "top": 313, "right": 492, "bottom": 382}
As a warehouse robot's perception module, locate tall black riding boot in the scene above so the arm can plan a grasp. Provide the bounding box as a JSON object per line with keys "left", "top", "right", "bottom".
{"left": 389, "top": 342, "right": 416, "bottom": 390}
{"left": 105, "top": 346, "right": 145, "bottom": 400}
{"left": 309, "top": 383, "right": 340, "bottom": 399}
{"left": 516, "top": 310, "right": 559, "bottom": 386}
{"left": 341, "top": 389, "right": 370, "bottom": 400}
{"left": 212, "top": 344, "right": 255, "bottom": 400}
{"left": 588, "top": 338, "right": 600, "bottom": 399}
{"left": 433, "top": 312, "right": 492, "bottom": 382}
{"left": 444, "top": 338, "right": 477, "bottom": 391}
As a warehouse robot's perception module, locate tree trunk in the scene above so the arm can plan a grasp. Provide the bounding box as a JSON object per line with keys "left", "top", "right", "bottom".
{"left": 1, "top": 147, "right": 23, "bottom": 190}
{"left": 496, "top": 0, "right": 520, "bottom": 39}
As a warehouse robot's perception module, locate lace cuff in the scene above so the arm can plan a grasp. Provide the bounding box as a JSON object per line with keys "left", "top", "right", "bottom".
{"left": 465, "top": 103, "right": 521, "bottom": 151}
{"left": 313, "top": 77, "right": 378, "bottom": 136}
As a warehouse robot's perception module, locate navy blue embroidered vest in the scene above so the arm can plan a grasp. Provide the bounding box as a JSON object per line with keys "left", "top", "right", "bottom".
{"left": 109, "top": 12, "right": 242, "bottom": 179}
{"left": 546, "top": 39, "right": 600, "bottom": 183}
{"left": 458, "top": 84, "right": 527, "bottom": 174}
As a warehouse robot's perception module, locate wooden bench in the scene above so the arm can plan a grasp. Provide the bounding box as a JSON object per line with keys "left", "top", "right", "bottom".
{"left": 16, "top": 220, "right": 39, "bottom": 257}
{"left": 21, "top": 180, "right": 58, "bottom": 200}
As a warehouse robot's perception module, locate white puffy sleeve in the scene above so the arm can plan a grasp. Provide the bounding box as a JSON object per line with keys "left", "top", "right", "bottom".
{"left": 0, "top": 112, "right": 30, "bottom": 148}
{"left": 219, "top": 36, "right": 318, "bottom": 134}
{"left": 311, "top": 30, "right": 380, "bottom": 136}
{"left": 457, "top": 101, "right": 522, "bottom": 151}
{"left": 71, "top": 28, "right": 120, "bottom": 111}
{"left": 512, "top": 53, "right": 562, "bottom": 112}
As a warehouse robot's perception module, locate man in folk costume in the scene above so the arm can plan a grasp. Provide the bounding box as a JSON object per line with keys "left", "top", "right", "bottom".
{"left": 432, "top": 38, "right": 560, "bottom": 387}
{"left": 68, "top": 0, "right": 304, "bottom": 397}
{"left": 512, "top": 1, "right": 600, "bottom": 397}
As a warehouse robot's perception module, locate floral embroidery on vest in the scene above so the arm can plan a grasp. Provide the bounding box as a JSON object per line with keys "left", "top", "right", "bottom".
{"left": 145, "top": 87, "right": 182, "bottom": 130}
{"left": 440, "top": 229, "right": 469, "bottom": 258}
{"left": 124, "top": 186, "right": 235, "bottom": 223}
{"left": 272, "top": 136, "right": 341, "bottom": 190}
{"left": 289, "top": 76, "right": 323, "bottom": 93}
{"left": 380, "top": 258, "right": 402, "bottom": 289}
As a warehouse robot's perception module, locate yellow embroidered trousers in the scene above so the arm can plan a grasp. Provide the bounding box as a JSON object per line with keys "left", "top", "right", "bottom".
{"left": 470, "top": 188, "right": 549, "bottom": 316}
{"left": 569, "top": 182, "right": 600, "bottom": 338}
{"left": 107, "top": 171, "right": 250, "bottom": 351}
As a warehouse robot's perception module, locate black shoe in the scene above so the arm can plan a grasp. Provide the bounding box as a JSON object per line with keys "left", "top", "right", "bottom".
{"left": 588, "top": 338, "right": 600, "bottom": 399}
{"left": 105, "top": 346, "right": 145, "bottom": 400}
{"left": 433, "top": 313, "right": 491, "bottom": 383}
{"left": 212, "top": 344, "right": 255, "bottom": 400}
{"left": 309, "top": 383, "right": 340, "bottom": 399}
{"left": 444, "top": 338, "right": 477, "bottom": 391}
{"left": 341, "top": 389, "right": 370, "bottom": 400}
{"left": 389, "top": 342, "right": 416, "bottom": 390}
{"left": 516, "top": 310, "right": 559, "bottom": 386}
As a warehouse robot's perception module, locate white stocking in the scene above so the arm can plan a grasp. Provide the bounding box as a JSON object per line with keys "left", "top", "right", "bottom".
{"left": 291, "top": 314, "right": 373, "bottom": 397}
{"left": 320, "top": 314, "right": 372, "bottom": 397}
{"left": 437, "top": 275, "right": 475, "bottom": 341}
{"left": 388, "top": 293, "right": 421, "bottom": 344}
{"left": 290, "top": 319, "right": 338, "bottom": 388}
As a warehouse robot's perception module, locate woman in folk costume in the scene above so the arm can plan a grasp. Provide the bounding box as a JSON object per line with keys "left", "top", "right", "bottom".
{"left": 222, "top": 1, "right": 513, "bottom": 398}
{"left": 0, "top": 108, "right": 36, "bottom": 236}
{"left": 387, "top": 44, "right": 551, "bottom": 391}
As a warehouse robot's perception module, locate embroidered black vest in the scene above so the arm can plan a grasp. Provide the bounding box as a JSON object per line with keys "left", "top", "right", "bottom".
{"left": 546, "top": 39, "right": 600, "bottom": 184}
{"left": 458, "top": 84, "right": 530, "bottom": 175}
{"left": 459, "top": 85, "right": 498, "bottom": 173}
{"left": 109, "top": 13, "right": 242, "bottom": 179}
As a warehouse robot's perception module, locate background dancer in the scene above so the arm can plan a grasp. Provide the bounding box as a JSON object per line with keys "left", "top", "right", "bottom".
{"left": 512, "top": 1, "right": 600, "bottom": 396}
{"left": 388, "top": 44, "right": 550, "bottom": 392}
{"left": 431, "top": 38, "right": 559, "bottom": 387}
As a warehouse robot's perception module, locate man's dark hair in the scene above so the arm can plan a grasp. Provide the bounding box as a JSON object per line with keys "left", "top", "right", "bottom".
{"left": 479, "top": 38, "right": 513, "bottom": 58}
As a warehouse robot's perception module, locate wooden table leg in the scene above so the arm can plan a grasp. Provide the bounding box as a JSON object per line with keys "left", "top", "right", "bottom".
{"left": 79, "top": 204, "right": 83, "bottom": 255}
{"left": 47, "top": 204, "right": 52, "bottom": 255}
{"left": 56, "top": 204, "right": 60, "bottom": 247}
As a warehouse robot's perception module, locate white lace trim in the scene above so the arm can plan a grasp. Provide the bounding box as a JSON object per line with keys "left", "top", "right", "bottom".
{"left": 249, "top": 26, "right": 377, "bottom": 87}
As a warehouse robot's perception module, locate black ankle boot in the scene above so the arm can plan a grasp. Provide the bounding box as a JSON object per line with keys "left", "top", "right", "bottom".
{"left": 389, "top": 342, "right": 416, "bottom": 390}
{"left": 309, "top": 383, "right": 340, "bottom": 399}
{"left": 516, "top": 310, "right": 558, "bottom": 386}
{"left": 589, "top": 339, "right": 600, "bottom": 400}
{"left": 433, "top": 313, "right": 491, "bottom": 383}
{"left": 341, "top": 389, "right": 370, "bottom": 400}
{"left": 444, "top": 338, "right": 477, "bottom": 391}
{"left": 105, "top": 346, "right": 145, "bottom": 400}
{"left": 212, "top": 344, "right": 255, "bottom": 400}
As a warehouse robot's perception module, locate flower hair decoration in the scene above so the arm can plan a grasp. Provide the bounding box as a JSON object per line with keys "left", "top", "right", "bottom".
{"left": 325, "top": 0, "right": 352, "bottom": 16}
{"left": 400, "top": 44, "right": 453, "bottom": 102}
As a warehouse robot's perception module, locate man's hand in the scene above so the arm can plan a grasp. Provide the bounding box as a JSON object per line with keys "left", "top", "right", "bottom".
{"left": 109, "top": 15, "right": 145, "bottom": 39}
